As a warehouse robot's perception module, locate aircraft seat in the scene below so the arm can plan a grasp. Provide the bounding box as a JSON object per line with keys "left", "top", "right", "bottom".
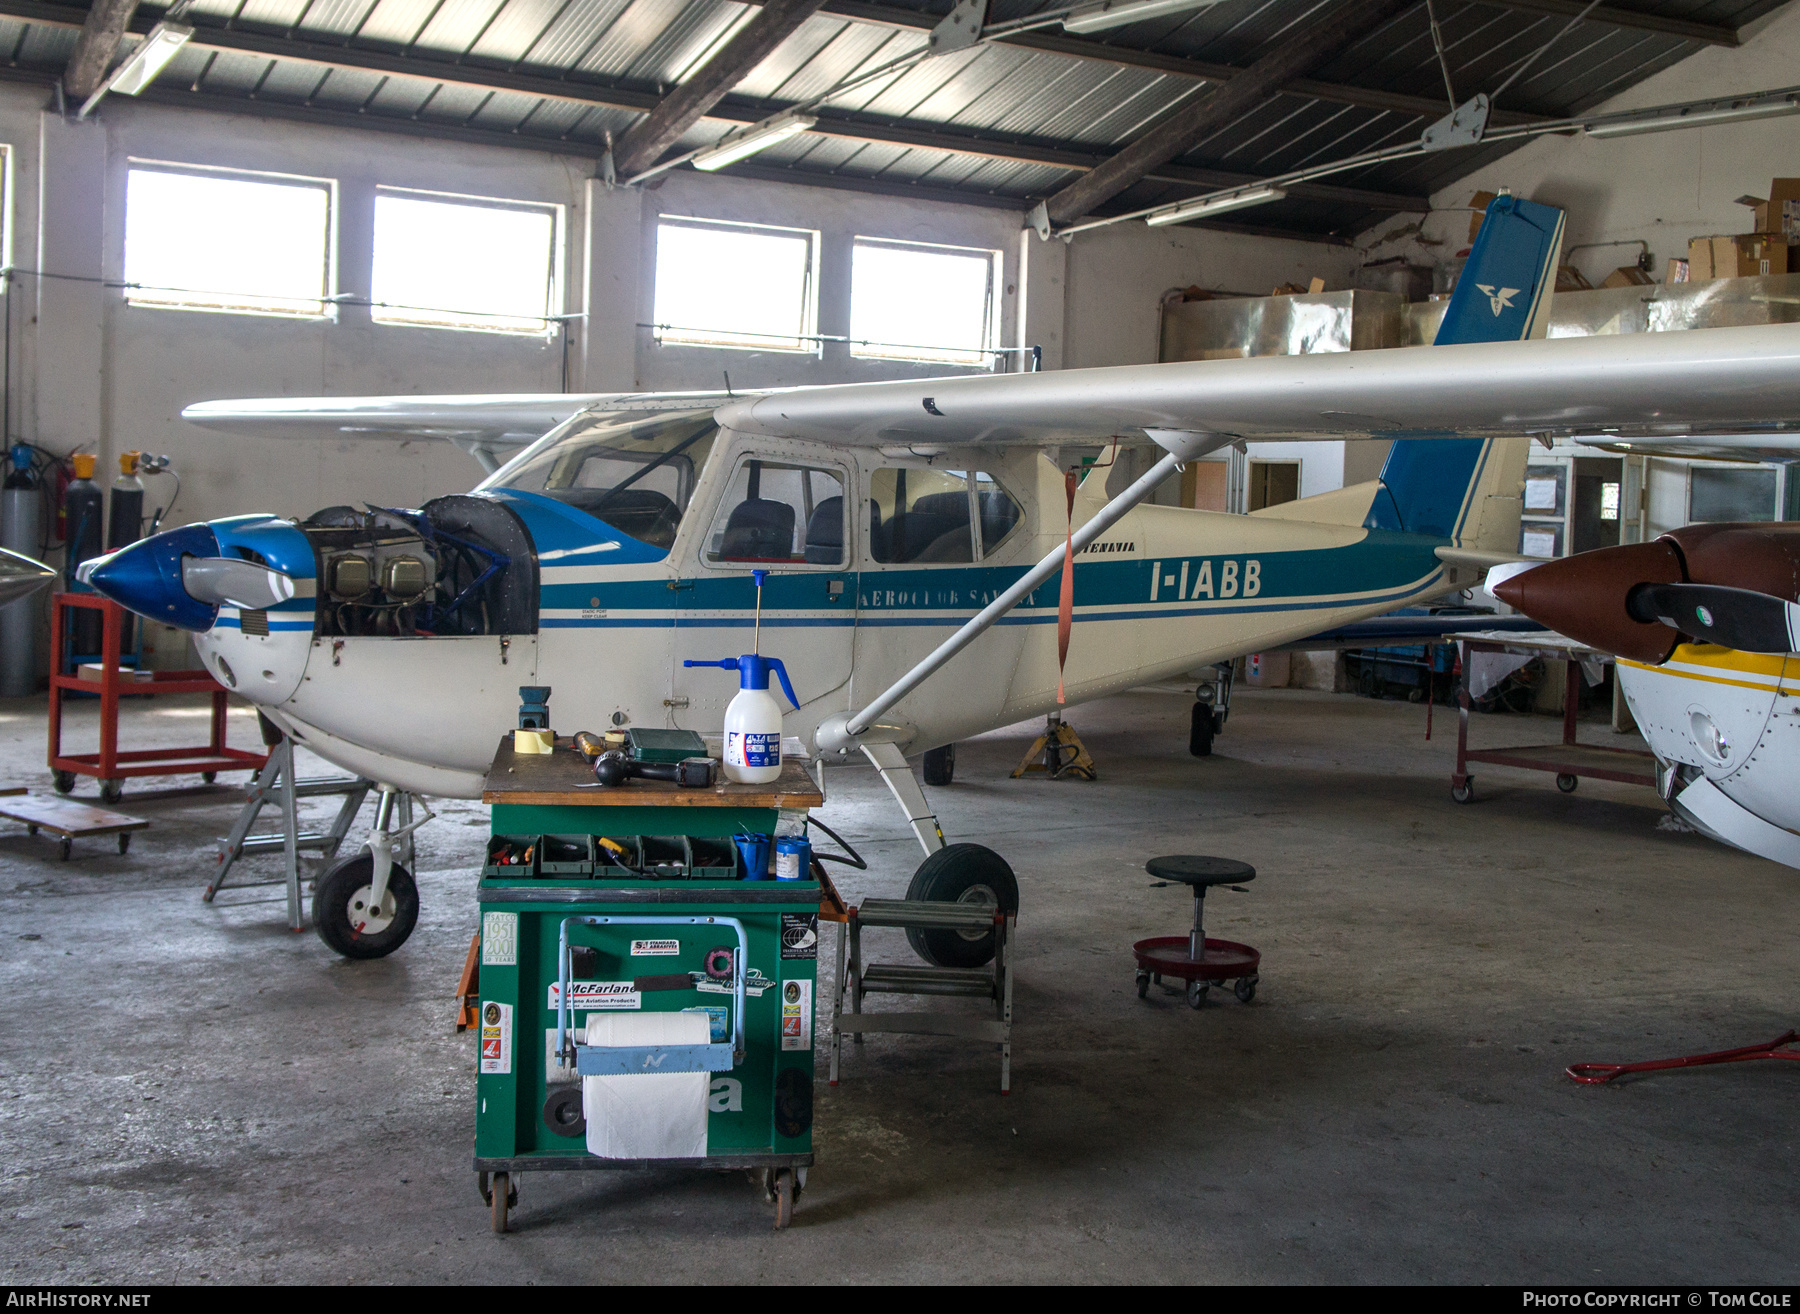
{"left": 804, "top": 497, "right": 844, "bottom": 565}
{"left": 719, "top": 497, "right": 796, "bottom": 561}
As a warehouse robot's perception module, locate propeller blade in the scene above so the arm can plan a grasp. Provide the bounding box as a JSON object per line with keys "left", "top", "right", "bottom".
{"left": 180, "top": 557, "right": 296, "bottom": 611}
{"left": 0, "top": 547, "right": 57, "bottom": 606}
{"left": 1626, "top": 582, "right": 1800, "bottom": 654}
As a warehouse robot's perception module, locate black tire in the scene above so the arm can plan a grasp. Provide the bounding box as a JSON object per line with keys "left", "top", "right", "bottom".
{"left": 1234, "top": 976, "right": 1257, "bottom": 1004}
{"left": 202, "top": 772, "right": 217, "bottom": 784}
{"left": 99, "top": 779, "right": 122, "bottom": 804}
{"left": 1189, "top": 701, "right": 1214, "bottom": 756}
{"left": 904, "top": 843, "right": 1019, "bottom": 968}
{"left": 313, "top": 851, "right": 419, "bottom": 959}
{"left": 1136, "top": 971, "right": 1150, "bottom": 999}
{"left": 1451, "top": 779, "right": 1474, "bottom": 804}
{"left": 1186, "top": 980, "right": 1208, "bottom": 1009}
{"left": 922, "top": 743, "right": 956, "bottom": 787}
{"left": 1556, "top": 773, "right": 1579, "bottom": 794}
{"left": 52, "top": 771, "right": 75, "bottom": 795}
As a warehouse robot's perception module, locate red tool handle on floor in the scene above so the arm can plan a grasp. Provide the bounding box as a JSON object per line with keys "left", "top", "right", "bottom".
{"left": 1566, "top": 1029, "right": 1800, "bottom": 1084}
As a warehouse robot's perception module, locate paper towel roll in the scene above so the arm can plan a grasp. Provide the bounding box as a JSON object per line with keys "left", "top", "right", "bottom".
{"left": 583, "top": 1011, "right": 711, "bottom": 1160}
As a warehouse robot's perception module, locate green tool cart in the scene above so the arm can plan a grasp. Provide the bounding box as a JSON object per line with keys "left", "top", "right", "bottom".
{"left": 473, "top": 736, "right": 831, "bottom": 1232}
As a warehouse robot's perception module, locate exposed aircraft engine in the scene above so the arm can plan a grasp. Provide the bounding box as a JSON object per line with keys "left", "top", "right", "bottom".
{"left": 302, "top": 495, "right": 538, "bottom": 639}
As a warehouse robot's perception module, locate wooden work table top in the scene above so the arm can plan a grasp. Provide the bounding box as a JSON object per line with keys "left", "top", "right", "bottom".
{"left": 481, "top": 737, "right": 824, "bottom": 809}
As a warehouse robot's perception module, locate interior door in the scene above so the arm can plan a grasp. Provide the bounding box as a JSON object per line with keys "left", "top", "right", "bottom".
{"left": 667, "top": 442, "right": 857, "bottom": 732}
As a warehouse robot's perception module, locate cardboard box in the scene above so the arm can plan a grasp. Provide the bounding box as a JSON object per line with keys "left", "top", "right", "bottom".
{"left": 1688, "top": 236, "right": 1714, "bottom": 280}
{"left": 1555, "top": 264, "right": 1592, "bottom": 292}
{"left": 1666, "top": 257, "right": 1689, "bottom": 284}
{"left": 1469, "top": 190, "right": 1497, "bottom": 243}
{"left": 1740, "top": 180, "right": 1800, "bottom": 241}
{"left": 1600, "top": 265, "right": 1654, "bottom": 288}
{"left": 1711, "top": 232, "right": 1791, "bottom": 278}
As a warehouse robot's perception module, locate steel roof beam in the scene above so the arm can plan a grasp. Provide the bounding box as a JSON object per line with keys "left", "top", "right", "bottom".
{"left": 610, "top": 0, "right": 829, "bottom": 177}
{"left": 0, "top": 63, "right": 1361, "bottom": 242}
{"left": 1043, "top": 0, "right": 1419, "bottom": 225}
{"left": 0, "top": 0, "right": 1427, "bottom": 213}
{"left": 823, "top": 0, "right": 1735, "bottom": 50}
{"left": 61, "top": 0, "right": 140, "bottom": 100}
{"left": 821, "top": 2, "right": 1553, "bottom": 118}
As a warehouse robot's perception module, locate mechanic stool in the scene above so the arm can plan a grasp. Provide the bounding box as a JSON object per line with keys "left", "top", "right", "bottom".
{"left": 1133, "top": 855, "right": 1261, "bottom": 1009}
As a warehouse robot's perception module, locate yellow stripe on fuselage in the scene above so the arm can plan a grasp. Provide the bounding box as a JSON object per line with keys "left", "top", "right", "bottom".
{"left": 1619, "top": 644, "right": 1795, "bottom": 694}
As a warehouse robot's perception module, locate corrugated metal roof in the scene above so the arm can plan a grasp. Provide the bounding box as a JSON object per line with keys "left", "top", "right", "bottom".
{"left": 0, "top": 0, "right": 1786, "bottom": 237}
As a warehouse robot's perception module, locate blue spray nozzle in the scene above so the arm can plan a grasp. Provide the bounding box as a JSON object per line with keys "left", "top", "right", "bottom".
{"left": 9, "top": 446, "right": 29, "bottom": 471}
{"left": 682, "top": 654, "right": 800, "bottom": 709}
{"left": 753, "top": 569, "right": 768, "bottom": 588}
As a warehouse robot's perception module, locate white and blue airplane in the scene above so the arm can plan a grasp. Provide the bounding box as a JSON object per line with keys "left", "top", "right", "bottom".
{"left": 78, "top": 197, "right": 1800, "bottom": 958}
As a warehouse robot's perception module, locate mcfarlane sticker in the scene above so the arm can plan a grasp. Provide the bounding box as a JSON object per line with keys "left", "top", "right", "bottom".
{"left": 780, "top": 913, "right": 818, "bottom": 960}
{"left": 694, "top": 967, "right": 776, "bottom": 998}
{"left": 480, "top": 912, "right": 517, "bottom": 967}
{"left": 478, "top": 1000, "right": 512, "bottom": 1075}
{"left": 631, "top": 939, "right": 680, "bottom": 956}
{"left": 549, "top": 981, "right": 641, "bottom": 1010}
{"left": 780, "top": 979, "right": 813, "bottom": 1052}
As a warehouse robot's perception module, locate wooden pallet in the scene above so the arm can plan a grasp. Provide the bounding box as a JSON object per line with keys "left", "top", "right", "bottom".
{"left": 0, "top": 793, "right": 149, "bottom": 859}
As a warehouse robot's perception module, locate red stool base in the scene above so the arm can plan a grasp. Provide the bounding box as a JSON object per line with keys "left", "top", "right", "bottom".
{"left": 1132, "top": 935, "right": 1260, "bottom": 983}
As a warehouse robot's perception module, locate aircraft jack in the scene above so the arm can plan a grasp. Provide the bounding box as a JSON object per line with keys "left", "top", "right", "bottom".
{"left": 1011, "top": 715, "right": 1097, "bottom": 781}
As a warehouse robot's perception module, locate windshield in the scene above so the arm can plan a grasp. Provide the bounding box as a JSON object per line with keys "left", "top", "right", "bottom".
{"left": 482, "top": 409, "right": 718, "bottom": 550}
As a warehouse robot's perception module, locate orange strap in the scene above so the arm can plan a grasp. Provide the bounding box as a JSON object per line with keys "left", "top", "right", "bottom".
{"left": 1056, "top": 469, "right": 1077, "bottom": 704}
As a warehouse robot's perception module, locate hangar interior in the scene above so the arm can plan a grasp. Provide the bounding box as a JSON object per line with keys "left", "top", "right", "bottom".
{"left": 3, "top": 0, "right": 1800, "bottom": 1285}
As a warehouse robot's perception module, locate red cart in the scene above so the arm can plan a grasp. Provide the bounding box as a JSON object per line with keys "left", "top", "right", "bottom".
{"left": 48, "top": 593, "right": 267, "bottom": 802}
{"left": 1452, "top": 633, "right": 1657, "bottom": 804}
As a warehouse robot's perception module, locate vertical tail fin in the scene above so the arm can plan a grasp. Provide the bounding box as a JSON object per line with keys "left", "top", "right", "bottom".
{"left": 1364, "top": 195, "right": 1563, "bottom": 545}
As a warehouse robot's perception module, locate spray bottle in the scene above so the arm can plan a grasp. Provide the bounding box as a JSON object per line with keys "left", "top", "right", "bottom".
{"left": 683, "top": 571, "right": 801, "bottom": 784}
{"left": 64, "top": 453, "right": 104, "bottom": 657}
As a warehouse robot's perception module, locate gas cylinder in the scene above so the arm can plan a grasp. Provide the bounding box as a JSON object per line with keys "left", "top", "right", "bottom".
{"left": 682, "top": 654, "right": 800, "bottom": 784}
{"left": 64, "top": 453, "right": 104, "bottom": 656}
{"left": 1, "top": 446, "right": 40, "bottom": 695}
{"left": 107, "top": 451, "right": 145, "bottom": 550}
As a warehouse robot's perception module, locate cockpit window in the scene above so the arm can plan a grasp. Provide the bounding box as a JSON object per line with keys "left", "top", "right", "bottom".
{"left": 482, "top": 409, "right": 718, "bottom": 550}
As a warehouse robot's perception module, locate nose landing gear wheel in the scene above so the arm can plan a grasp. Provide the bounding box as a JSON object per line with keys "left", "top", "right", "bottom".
{"left": 313, "top": 852, "right": 419, "bottom": 958}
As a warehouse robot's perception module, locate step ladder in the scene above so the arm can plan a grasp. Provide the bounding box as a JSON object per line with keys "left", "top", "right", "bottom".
{"left": 205, "top": 735, "right": 378, "bottom": 931}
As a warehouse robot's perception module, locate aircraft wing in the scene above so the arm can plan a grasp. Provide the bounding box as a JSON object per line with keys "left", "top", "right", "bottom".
{"left": 180, "top": 390, "right": 739, "bottom": 447}
{"left": 1272, "top": 612, "right": 1549, "bottom": 651}
{"left": 715, "top": 323, "right": 1800, "bottom": 449}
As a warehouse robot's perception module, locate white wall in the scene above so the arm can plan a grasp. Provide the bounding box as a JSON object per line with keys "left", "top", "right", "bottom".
{"left": 1357, "top": 1, "right": 1800, "bottom": 285}
{"left": 1063, "top": 220, "right": 1360, "bottom": 370}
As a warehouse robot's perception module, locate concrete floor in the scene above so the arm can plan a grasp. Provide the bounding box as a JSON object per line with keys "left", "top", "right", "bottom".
{"left": 3, "top": 685, "right": 1797, "bottom": 1284}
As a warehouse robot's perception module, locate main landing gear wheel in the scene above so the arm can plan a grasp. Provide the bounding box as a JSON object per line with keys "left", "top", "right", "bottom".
{"left": 1189, "top": 702, "right": 1216, "bottom": 757}
{"left": 922, "top": 743, "right": 956, "bottom": 786}
{"left": 904, "top": 843, "right": 1019, "bottom": 969}
{"left": 313, "top": 852, "right": 419, "bottom": 959}
{"left": 1451, "top": 778, "right": 1475, "bottom": 804}
{"left": 1557, "top": 773, "right": 1579, "bottom": 793}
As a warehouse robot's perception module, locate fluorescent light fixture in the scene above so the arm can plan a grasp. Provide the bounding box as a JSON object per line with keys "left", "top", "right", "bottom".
{"left": 106, "top": 22, "right": 194, "bottom": 95}
{"left": 1145, "top": 185, "right": 1286, "bottom": 227}
{"left": 692, "top": 112, "right": 819, "bottom": 172}
{"left": 1586, "top": 97, "right": 1800, "bottom": 138}
{"left": 1063, "top": 0, "right": 1220, "bottom": 34}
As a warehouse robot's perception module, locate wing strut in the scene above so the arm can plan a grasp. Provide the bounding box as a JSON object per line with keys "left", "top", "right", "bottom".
{"left": 816, "top": 432, "right": 1227, "bottom": 755}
